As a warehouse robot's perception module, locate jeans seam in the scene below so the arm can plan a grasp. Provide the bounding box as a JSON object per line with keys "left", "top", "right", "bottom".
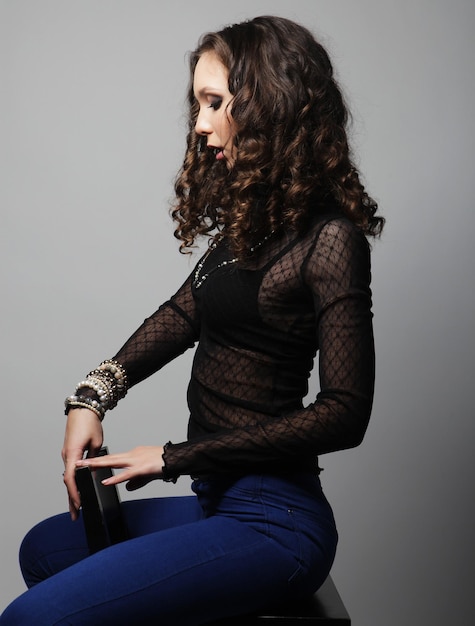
{"left": 286, "top": 508, "right": 304, "bottom": 584}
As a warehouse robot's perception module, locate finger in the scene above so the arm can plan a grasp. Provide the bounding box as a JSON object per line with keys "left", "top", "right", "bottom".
{"left": 62, "top": 448, "right": 86, "bottom": 517}
{"left": 64, "top": 471, "right": 81, "bottom": 520}
{"left": 76, "top": 453, "right": 129, "bottom": 470}
{"left": 100, "top": 471, "right": 129, "bottom": 486}
{"left": 68, "top": 494, "right": 80, "bottom": 522}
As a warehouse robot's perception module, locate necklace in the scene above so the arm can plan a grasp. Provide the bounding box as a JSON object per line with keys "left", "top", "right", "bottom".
{"left": 193, "top": 229, "right": 279, "bottom": 289}
{"left": 193, "top": 246, "right": 237, "bottom": 289}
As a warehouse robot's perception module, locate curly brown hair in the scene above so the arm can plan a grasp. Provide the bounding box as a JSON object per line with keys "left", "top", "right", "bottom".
{"left": 172, "top": 15, "right": 384, "bottom": 259}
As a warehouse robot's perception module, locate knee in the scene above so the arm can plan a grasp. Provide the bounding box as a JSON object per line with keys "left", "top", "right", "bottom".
{"left": 0, "top": 586, "right": 63, "bottom": 626}
{"left": 18, "top": 522, "right": 46, "bottom": 588}
{"left": 18, "top": 513, "right": 77, "bottom": 588}
{"left": 0, "top": 592, "right": 33, "bottom": 626}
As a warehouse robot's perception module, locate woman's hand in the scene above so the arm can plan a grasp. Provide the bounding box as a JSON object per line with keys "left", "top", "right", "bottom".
{"left": 62, "top": 408, "right": 104, "bottom": 520}
{"left": 75, "top": 446, "right": 165, "bottom": 492}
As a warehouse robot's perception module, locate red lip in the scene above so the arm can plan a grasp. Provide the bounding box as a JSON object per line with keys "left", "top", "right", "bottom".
{"left": 208, "top": 145, "right": 224, "bottom": 160}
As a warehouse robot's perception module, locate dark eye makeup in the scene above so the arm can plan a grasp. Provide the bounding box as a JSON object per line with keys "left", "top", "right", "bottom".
{"left": 208, "top": 98, "right": 223, "bottom": 110}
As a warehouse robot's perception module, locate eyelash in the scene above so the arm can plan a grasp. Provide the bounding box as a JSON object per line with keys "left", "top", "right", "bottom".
{"left": 208, "top": 98, "right": 222, "bottom": 111}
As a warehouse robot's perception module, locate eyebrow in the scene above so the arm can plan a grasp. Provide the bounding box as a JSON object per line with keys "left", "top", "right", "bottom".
{"left": 195, "top": 86, "right": 223, "bottom": 98}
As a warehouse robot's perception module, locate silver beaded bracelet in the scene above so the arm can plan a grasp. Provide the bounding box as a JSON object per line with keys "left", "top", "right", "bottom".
{"left": 64, "top": 359, "right": 128, "bottom": 420}
{"left": 74, "top": 378, "right": 110, "bottom": 406}
{"left": 64, "top": 395, "right": 105, "bottom": 420}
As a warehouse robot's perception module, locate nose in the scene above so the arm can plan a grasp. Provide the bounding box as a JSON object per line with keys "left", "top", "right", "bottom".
{"left": 195, "top": 108, "right": 212, "bottom": 137}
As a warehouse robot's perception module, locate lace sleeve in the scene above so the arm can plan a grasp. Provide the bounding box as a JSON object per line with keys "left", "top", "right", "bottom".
{"left": 111, "top": 271, "right": 200, "bottom": 388}
{"left": 163, "top": 219, "right": 375, "bottom": 478}
{"left": 301, "top": 219, "right": 375, "bottom": 451}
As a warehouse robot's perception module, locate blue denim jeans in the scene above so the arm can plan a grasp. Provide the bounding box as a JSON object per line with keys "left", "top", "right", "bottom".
{"left": 1, "top": 473, "right": 337, "bottom": 625}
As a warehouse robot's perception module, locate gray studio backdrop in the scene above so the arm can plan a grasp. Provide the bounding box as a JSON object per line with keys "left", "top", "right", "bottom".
{"left": 1, "top": 1, "right": 474, "bottom": 625}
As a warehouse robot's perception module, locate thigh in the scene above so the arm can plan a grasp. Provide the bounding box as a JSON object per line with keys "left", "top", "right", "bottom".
{"left": 3, "top": 513, "right": 305, "bottom": 626}
{"left": 19, "top": 494, "right": 201, "bottom": 587}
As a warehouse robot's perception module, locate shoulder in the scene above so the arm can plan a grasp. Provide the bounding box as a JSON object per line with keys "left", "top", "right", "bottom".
{"left": 302, "top": 214, "right": 371, "bottom": 286}
{"left": 304, "top": 213, "right": 369, "bottom": 260}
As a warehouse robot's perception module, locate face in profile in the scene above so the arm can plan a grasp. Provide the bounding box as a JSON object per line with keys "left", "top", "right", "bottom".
{"left": 193, "top": 52, "right": 235, "bottom": 166}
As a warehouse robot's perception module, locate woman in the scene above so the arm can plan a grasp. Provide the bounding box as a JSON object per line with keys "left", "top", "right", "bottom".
{"left": 1, "top": 15, "right": 384, "bottom": 625}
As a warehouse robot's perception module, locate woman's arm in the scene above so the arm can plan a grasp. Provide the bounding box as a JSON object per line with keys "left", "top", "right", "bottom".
{"left": 62, "top": 269, "right": 201, "bottom": 516}
{"left": 112, "top": 271, "right": 201, "bottom": 387}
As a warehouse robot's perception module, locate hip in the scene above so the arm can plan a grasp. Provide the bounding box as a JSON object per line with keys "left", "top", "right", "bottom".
{"left": 192, "top": 471, "right": 338, "bottom": 579}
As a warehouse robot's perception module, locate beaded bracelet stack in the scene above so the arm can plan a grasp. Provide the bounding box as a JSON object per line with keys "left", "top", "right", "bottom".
{"left": 64, "top": 359, "right": 128, "bottom": 421}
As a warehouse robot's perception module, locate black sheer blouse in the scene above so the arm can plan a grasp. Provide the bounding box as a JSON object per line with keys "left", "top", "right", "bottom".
{"left": 108, "top": 213, "right": 375, "bottom": 480}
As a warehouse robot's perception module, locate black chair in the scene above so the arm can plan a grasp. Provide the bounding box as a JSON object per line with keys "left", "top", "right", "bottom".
{"left": 208, "top": 575, "right": 350, "bottom": 624}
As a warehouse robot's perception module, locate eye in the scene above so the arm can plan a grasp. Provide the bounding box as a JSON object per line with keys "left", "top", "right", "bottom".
{"left": 208, "top": 97, "right": 223, "bottom": 111}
